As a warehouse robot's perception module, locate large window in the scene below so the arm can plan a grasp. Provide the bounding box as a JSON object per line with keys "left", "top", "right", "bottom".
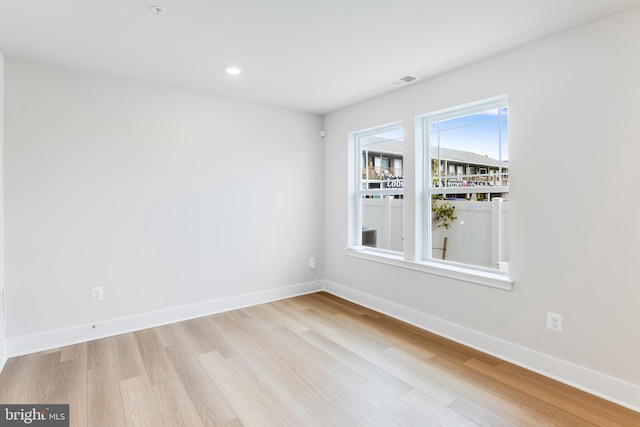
{"left": 423, "top": 96, "right": 509, "bottom": 272}
{"left": 354, "top": 123, "right": 404, "bottom": 254}
{"left": 348, "top": 96, "right": 510, "bottom": 288}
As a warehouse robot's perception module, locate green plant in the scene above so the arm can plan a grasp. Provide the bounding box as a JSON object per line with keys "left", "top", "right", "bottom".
{"left": 432, "top": 195, "right": 457, "bottom": 230}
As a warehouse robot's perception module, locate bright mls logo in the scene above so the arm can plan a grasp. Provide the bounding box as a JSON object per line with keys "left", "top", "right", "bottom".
{"left": 0, "top": 405, "right": 69, "bottom": 426}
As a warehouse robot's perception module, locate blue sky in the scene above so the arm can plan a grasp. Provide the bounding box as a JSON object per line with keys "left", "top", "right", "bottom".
{"left": 429, "top": 107, "right": 508, "bottom": 161}
{"left": 361, "top": 106, "right": 508, "bottom": 163}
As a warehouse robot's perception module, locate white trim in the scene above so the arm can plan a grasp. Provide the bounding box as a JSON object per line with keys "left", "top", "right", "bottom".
{"left": 422, "top": 95, "right": 509, "bottom": 271}
{"left": 345, "top": 246, "right": 513, "bottom": 290}
{"left": 429, "top": 185, "right": 509, "bottom": 195}
{"left": 0, "top": 291, "right": 6, "bottom": 371}
{"left": 350, "top": 121, "right": 404, "bottom": 248}
{"left": 6, "top": 281, "right": 321, "bottom": 357}
{"left": 0, "top": 330, "right": 6, "bottom": 373}
{"left": 420, "top": 94, "right": 508, "bottom": 123}
{"left": 321, "top": 279, "right": 640, "bottom": 413}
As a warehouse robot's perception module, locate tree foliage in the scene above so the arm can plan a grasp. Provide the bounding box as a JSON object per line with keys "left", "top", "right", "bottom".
{"left": 432, "top": 195, "right": 457, "bottom": 230}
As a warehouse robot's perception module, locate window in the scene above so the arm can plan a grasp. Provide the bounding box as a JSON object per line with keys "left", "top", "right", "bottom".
{"left": 347, "top": 96, "right": 511, "bottom": 289}
{"left": 423, "top": 96, "right": 509, "bottom": 273}
{"left": 353, "top": 122, "right": 404, "bottom": 254}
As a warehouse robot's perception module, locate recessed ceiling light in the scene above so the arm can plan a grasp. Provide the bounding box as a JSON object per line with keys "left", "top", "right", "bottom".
{"left": 151, "top": 6, "right": 165, "bottom": 15}
{"left": 226, "top": 67, "right": 242, "bottom": 75}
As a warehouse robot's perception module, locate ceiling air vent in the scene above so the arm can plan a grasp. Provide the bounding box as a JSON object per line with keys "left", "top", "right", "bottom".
{"left": 387, "top": 75, "right": 418, "bottom": 87}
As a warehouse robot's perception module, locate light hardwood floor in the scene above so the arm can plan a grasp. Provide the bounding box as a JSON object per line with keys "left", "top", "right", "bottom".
{"left": 1, "top": 292, "right": 638, "bottom": 426}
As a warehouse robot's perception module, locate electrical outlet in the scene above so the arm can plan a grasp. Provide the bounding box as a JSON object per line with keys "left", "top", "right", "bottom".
{"left": 547, "top": 312, "right": 562, "bottom": 332}
{"left": 91, "top": 287, "right": 104, "bottom": 302}
{"left": 308, "top": 258, "right": 316, "bottom": 270}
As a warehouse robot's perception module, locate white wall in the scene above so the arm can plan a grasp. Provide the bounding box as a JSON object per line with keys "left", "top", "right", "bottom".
{"left": 4, "top": 61, "right": 323, "bottom": 344}
{"left": 323, "top": 8, "right": 640, "bottom": 409}
{"left": 0, "top": 51, "right": 6, "bottom": 367}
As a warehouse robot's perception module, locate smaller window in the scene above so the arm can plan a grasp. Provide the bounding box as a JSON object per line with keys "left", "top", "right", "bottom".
{"left": 353, "top": 123, "right": 404, "bottom": 254}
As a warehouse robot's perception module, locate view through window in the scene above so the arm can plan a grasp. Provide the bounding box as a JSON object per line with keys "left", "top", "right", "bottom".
{"left": 349, "top": 96, "right": 509, "bottom": 280}
{"left": 356, "top": 123, "right": 404, "bottom": 253}
{"left": 425, "top": 96, "right": 509, "bottom": 272}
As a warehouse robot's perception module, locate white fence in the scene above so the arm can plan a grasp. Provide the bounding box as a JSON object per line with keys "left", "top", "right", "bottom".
{"left": 361, "top": 197, "right": 509, "bottom": 270}
{"left": 361, "top": 197, "right": 404, "bottom": 252}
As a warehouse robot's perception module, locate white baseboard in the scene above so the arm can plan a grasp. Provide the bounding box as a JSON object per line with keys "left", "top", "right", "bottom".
{"left": 7, "top": 281, "right": 321, "bottom": 358}
{"left": 322, "top": 279, "right": 640, "bottom": 413}
{"left": 0, "top": 330, "right": 7, "bottom": 373}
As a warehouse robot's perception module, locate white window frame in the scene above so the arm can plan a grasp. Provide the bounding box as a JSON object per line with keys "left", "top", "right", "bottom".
{"left": 350, "top": 121, "right": 404, "bottom": 255}
{"left": 346, "top": 97, "right": 512, "bottom": 291}
{"left": 422, "top": 95, "right": 509, "bottom": 275}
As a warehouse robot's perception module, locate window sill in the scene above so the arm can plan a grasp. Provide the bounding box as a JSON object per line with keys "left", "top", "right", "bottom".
{"left": 344, "top": 246, "right": 513, "bottom": 291}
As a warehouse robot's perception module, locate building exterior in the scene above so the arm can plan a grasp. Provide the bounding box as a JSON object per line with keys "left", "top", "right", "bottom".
{"left": 431, "top": 146, "right": 508, "bottom": 188}
{"left": 362, "top": 142, "right": 508, "bottom": 198}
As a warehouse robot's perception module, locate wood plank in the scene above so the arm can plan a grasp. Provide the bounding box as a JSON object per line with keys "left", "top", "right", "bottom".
{"left": 87, "top": 338, "right": 127, "bottom": 427}
{"left": 271, "top": 326, "right": 367, "bottom": 390}
{"left": 0, "top": 354, "right": 34, "bottom": 402}
{"left": 199, "top": 351, "right": 283, "bottom": 426}
{"left": 213, "top": 308, "right": 248, "bottom": 322}
{"left": 245, "top": 302, "right": 309, "bottom": 333}
{"left": 270, "top": 300, "right": 338, "bottom": 336}
{"left": 193, "top": 317, "right": 239, "bottom": 358}
{"left": 402, "top": 388, "right": 479, "bottom": 427}
{"left": 429, "top": 355, "right": 593, "bottom": 426}
{"left": 357, "top": 310, "right": 502, "bottom": 366}
{"left": 296, "top": 293, "right": 342, "bottom": 315}
{"left": 259, "top": 354, "right": 366, "bottom": 426}
{"left": 317, "top": 291, "right": 383, "bottom": 318}
{"left": 112, "top": 333, "right": 146, "bottom": 381}
{"left": 264, "top": 330, "right": 400, "bottom": 426}
{"left": 120, "top": 375, "right": 165, "bottom": 427}
{"left": 133, "top": 328, "right": 177, "bottom": 385}
{"left": 63, "top": 348, "right": 88, "bottom": 427}
{"left": 300, "top": 329, "right": 413, "bottom": 397}
{"left": 164, "top": 343, "right": 237, "bottom": 426}
{"left": 59, "top": 342, "right": 87, "bottom": 362}
{"left": 337, "top": 312, "right": 439, "bottom": 362}
{"left": 215, "top": 314, "right": 364, "bottom": 425}
{"left": 496, "top": 361, "right": 640, "bottom": 426}
{"left": 174, "top": 317, "right": 238, "bottom": 358}
{"left": 356, "top": 381, "right": 440, "bottom": 426}
{"left": 449, "top": 396, "right": 518, "bottom": 427}
{"left": 154, "top": 323, "right": 185, "bottom": 347}
{"left": 173, "top": 319, "right": 217, "bottom": 355}
{"left": 13, "top": 349, "right": 87, "bottom": 427}
{"left": 240, "top": 305, "right": 283, "bottom": 329}
{"left": 152, "top": 379, "right": 204, "bottom": 427}
{"left": 464, "top": 357, "right": 624, "bottom": 427}
{"left": 306, "top": 292, "right": 371, "bottom": 317}
{"left": 329, "top": 333, "right": 460, "bottom": 405}
{"left": 225, "top": 355, "right": 321, "bottom": 426}
{"left": 279, "top": 295, "right": 311, "bottom": 311}
{"left": 210, "top": 315, "right": 283, "bottom": 365}
{"left": 17, "top": 351, "right": 64, "bottom": 403}
{"left": 215, "top": 419, "right": 245, "bottom": 427}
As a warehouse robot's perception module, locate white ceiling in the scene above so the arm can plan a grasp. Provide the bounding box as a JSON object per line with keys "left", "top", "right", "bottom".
{"left": 1, "top": 0, "right": 639, "bottom": 114}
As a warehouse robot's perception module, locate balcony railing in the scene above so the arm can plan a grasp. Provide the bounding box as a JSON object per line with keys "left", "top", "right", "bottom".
{"left": 432, "top": 172, "right": 509, "bottom": 188}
